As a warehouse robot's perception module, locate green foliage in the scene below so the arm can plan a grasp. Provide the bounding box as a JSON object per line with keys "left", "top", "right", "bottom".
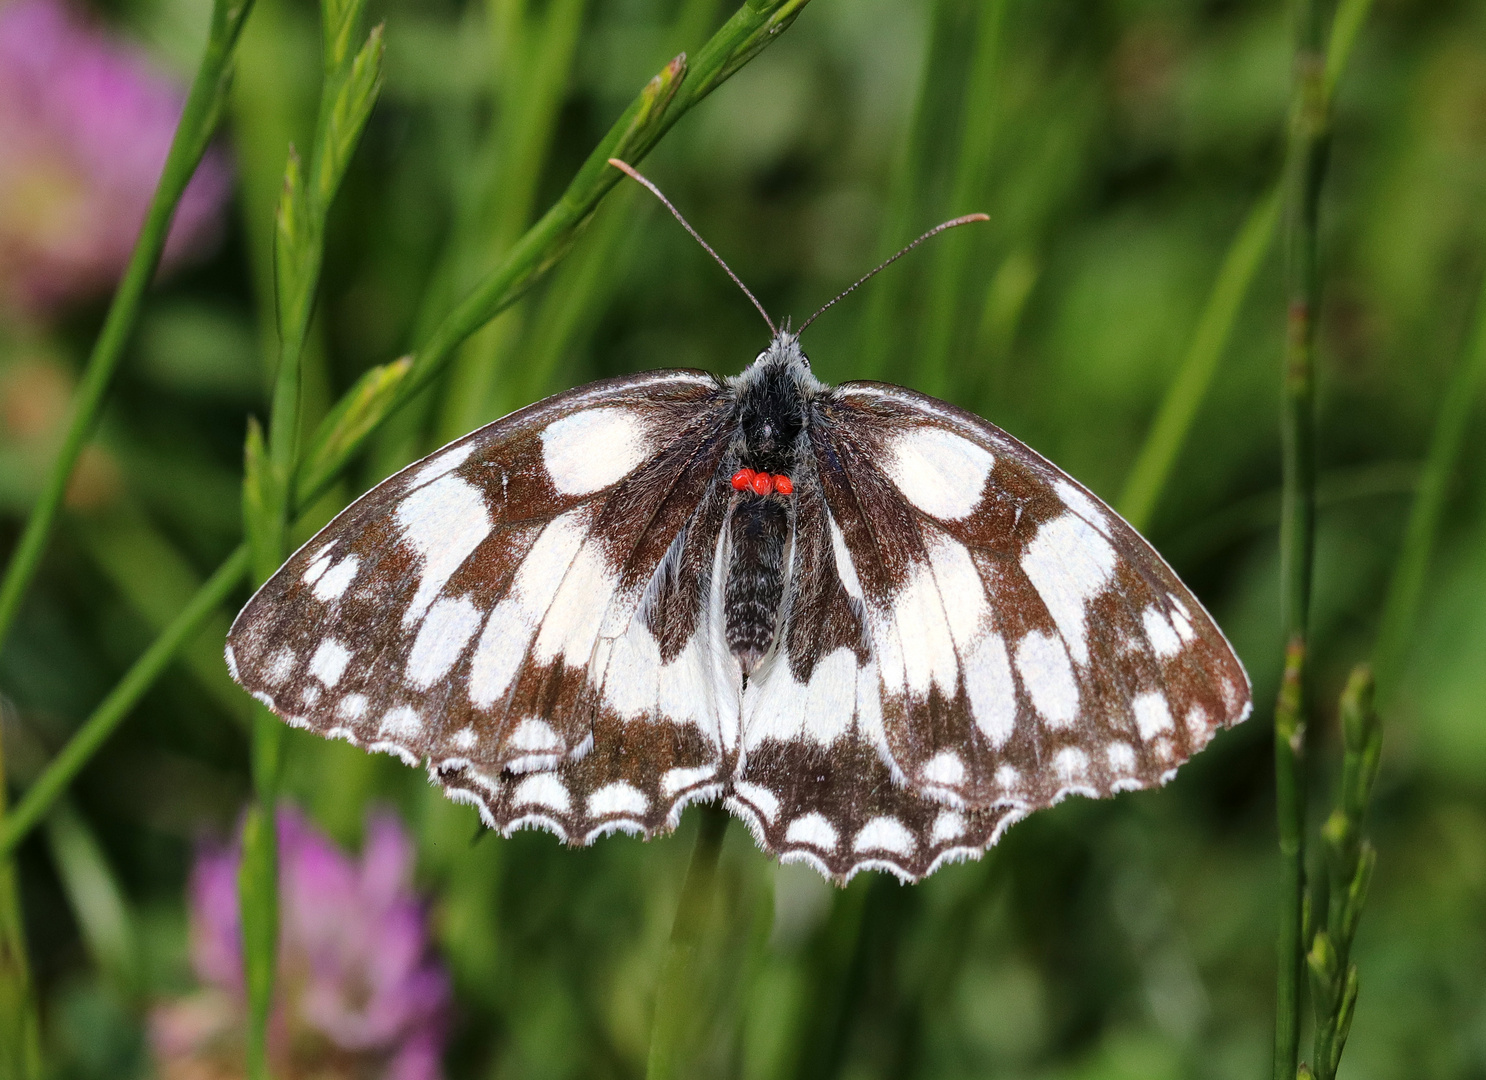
{"left": 3, "top": 0, "right": 1486, "bottom": 1077}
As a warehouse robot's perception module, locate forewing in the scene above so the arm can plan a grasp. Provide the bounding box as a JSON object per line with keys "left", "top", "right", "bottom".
{"left": 227, "top": 370, "right": 735, "bottom": 822}
{"left": 807, "top": 381, "right": 1251, "bottom": 814}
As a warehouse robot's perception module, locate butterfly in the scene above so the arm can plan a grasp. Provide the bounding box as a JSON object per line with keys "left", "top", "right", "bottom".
{"left": 227, "top": 162, "right": 1252, "bottom": 883}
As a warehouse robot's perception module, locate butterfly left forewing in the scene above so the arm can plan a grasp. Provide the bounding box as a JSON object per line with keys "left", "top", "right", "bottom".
{"left": 808, "top": 382, "right": 1252, "bottom": 814}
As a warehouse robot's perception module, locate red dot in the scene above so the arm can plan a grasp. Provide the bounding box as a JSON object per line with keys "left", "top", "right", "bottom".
{"left": 751, "top": 472, "right": 772, "bottom": 496}
{"left": 731, "top": 468, "right": 754, "bottom": 490}
{"left": 773, "top": 474, "right": 793, "bottom": 495}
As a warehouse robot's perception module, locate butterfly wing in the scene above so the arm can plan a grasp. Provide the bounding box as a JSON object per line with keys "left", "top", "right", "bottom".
{"left": 818, "top": 381, "right": 1251, "bottom": 805}
{"left": 730, "top": 379, "right": 1250, "bottom": 880}
{"left": 228, "top": 369, "right": 738, "bottom": 831}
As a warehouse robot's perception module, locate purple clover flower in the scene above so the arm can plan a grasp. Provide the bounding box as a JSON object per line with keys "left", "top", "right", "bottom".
{"left": 0, "top": 0, "right": 231, "bottom": 318}
{"left": 151, "top": 807, "right": 451, "bottom": 1080}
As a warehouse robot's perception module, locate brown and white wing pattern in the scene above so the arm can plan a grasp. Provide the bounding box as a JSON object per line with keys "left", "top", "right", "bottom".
{"left": 227, "top": 370, "right": 736, "bottom": 839}
{"left": 814, "top": 381, "right": 1251, "bottom": 810}
{"left": 728, "top": 380, "right": 1250, "bottom": 881}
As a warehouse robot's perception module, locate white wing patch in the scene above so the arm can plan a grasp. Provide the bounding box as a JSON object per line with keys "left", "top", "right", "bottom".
{"left": 1054, "top": 479, "right": 1114, "bottom": 537}
{"left": 466, "top": 510, "right": 593, "bottom": 708}
{"left": 853, "top": 816, "right": 915, "bottom": 855}
{"left": 396, "top": 475, "right": 492, "bottom": 626}
{"left": 1142, "top": 604, "right": 1183, "bottom": 659}
{"left": 1020, "top": 512, "right": 1116, "bottom": 666}
{"left": 785, "top": 812, "right": 838, "bottom": 850}
{"left": 407, "top": 441, "right": 475, "bottom": 489}
{"left": 964, "top": 629, "right": 1016, "bottom": 747}
{"left": 588, "top": 781, "right": 648, "bottom": 817}
{"left": 308, "top": 638, "right": 351, "bottom": 687}
{"left": 1014, "top": 630, "right": 1079, "bottom": 727}
{"left": 405, "top": 596, "right": 483, "bottom": 689}
{"left": 540, "top": 407, "right": 653, "bottom": 496}
{"left": 881, "top": 427, "right": 994, "bottom": 521}
{"left": 743, "top": 646, "right": 861, "bottom": 750}
{"left": 1132, "top": 691, "right": 1175, "bottom": 740}
{"left": 891, "top": 561, "right": 958, "bottom": 698}
{"left": 311, "top": 555, "right": 360, "bottom": 603}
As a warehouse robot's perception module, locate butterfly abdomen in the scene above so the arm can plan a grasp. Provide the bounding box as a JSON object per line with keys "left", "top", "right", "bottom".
{"left": 725, "top": 488, "right": 791, "bottom": 674}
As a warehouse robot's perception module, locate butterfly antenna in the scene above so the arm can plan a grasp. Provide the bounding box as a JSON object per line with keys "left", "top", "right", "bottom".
{"left": 796, "top": 213, "right": 990, "bottom": 335}
{"left": 609, "top": 158, "right": 777, "bottom": 336}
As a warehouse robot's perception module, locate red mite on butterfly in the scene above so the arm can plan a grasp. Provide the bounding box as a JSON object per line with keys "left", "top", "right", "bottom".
{"left": 731, "top": 467, "right": 793, "bottom": 496}
{"left": 225, "top": 159, "right": 1252, "bottom": 884}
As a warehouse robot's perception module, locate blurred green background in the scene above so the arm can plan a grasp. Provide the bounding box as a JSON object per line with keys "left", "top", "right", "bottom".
{"left": 2, "top": 0, "right": 1485, "bottom": 1076}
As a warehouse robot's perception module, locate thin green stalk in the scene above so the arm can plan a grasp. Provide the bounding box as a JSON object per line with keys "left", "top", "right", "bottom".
{"left": 1273, "top": 637, "right": 1308, "bottom": 1080}
{"left": 1274, "top": 0, "right": 1331, "bottom": 1072}
{"left": 917, "top": 0, "right": 1007, "bottom": 400}
{"left": 0, "top": 545, "right": 250, "bottom": 859}
{"left": 647, "top": 805, "right": 730, "bottom": 1080}
{"left": 0, "top": 727, "right": 43, "bottom": 1080}
{"left": 0, "top": 0, "right": 815, "bottom": 877}
{"left": 0, "top": 0, "right": 254, "bottom": 658}
{"left": 788, "top": 881, "right": 874, "bottom": 1080}
{"left": 1118, "top": 189, "right": 1281, "bottom": 532}
{"left": 1371, "top": 263, "right": 1486, "bottom": 695}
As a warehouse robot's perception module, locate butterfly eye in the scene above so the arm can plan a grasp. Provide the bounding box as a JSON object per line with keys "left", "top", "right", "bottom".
{"left": 731, "top": 468, "right": 755, "bottom": 491}
{"left": 772, "top": 474, "right": 793, "bottom": 495}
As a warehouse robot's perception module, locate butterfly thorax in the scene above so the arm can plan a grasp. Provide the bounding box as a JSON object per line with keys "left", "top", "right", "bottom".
{"left": 723, "top": 334, "right": 824, "bottom": 676}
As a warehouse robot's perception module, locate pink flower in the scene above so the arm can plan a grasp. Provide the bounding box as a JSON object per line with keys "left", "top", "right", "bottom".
{"left": 0, "top": 0, "right": 231, "bottom": 318}
{"left": 151, "top": 807, "right": 451, "bottom": 1080}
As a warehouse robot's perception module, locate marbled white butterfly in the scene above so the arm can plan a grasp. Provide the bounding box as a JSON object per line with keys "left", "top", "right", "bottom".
{"left": 227, "top": 162, "right": 1252, "bottom": 883}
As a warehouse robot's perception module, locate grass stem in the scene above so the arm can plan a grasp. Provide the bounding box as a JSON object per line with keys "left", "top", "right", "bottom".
{"left": 1273, "top": 0, "right": 1333, "bottom": 1072}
